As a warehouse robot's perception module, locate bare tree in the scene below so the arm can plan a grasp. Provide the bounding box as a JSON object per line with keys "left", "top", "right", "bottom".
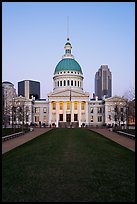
{"left": 123, "top": 86, "right": 135, "bottom": 126}
{"left": 123, "top": 86, "right": 135, "bottom": 101}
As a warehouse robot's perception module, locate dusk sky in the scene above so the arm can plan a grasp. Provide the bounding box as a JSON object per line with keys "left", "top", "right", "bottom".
{"left": 2, "top": 2, "right": 135, "bottom": 99}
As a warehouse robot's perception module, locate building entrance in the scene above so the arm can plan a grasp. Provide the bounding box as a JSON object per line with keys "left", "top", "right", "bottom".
{"left": 66, "top": 114, "right": 71, "bottom": 122}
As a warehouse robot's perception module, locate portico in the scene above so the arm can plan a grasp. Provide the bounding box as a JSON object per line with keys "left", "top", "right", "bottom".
{"left": 48, "top": 89, "right": 89, "bottom": 127}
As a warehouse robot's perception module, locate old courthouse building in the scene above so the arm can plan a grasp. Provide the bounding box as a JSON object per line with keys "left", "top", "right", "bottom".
{"left": 6, "top": 38, "right": 127, "bottom": 128}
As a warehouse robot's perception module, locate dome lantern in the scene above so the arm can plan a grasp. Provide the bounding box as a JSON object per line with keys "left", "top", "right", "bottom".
{"left": 63, "top": 38, "right": 73, "bottom": 59}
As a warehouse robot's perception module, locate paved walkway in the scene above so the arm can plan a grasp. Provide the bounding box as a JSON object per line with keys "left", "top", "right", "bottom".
{"left": 2, "top": 128, "right": 52, "bottom": 154}
{"left": 89, "top": 128, "right": 135, "bottom": 152}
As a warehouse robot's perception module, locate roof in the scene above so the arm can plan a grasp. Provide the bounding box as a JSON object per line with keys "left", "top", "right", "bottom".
{"left": 65, "top": 42, "right": 71, "bottom": 46}
{"left": 2, "top": 81, "right": 13, "bottom": 85}
{"left": 54, "top": 58, "right": 83, "bottom": 74}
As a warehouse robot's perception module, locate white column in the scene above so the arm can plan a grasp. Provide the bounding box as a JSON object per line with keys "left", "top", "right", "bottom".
{"left": 63, "top": 102, "right": 66, "bottom": 122}
{"left": 71, "top": 101, "right": 74, "bottom": 122}
{"left": 49, "top": 102, "right": 52, "bottom": 125}
{"left": 86, "top": 101, "right": 89, "bottom": 125}
{"left": 56, "top": 102, "right": 59, "bottom": 127}
{"left": 78, "top": 102, "right": 81, "bottom": 127}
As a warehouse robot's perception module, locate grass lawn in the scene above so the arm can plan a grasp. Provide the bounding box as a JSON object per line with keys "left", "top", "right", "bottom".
{"left": 2, "top": 128, "right": 135, "bottom": 202}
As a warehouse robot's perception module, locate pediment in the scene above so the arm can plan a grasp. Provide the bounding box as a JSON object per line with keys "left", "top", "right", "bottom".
{"left": 48, "top": 89, "right": 89, "bottom": 98}
{"left": 105, "top": 96, "right": 127, "bottom": 102}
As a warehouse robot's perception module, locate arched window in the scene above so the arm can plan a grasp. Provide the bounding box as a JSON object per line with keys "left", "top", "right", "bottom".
{"left": 67, "top": 80, "right": 69, "bottom": 86}
{"left": 71, "top": 80, "right": 73, "bottom": 86}
{"left": 60, "top": 81, "right": 62, "bottom": 86}
{"left": 78, "top": 81, "right": 79, "bottom": 87}
{"left": 58, "top": 81, "right": 59, "bottom": 87}
{"left": 64, "top": 80, "right": 66, "bottom": 86}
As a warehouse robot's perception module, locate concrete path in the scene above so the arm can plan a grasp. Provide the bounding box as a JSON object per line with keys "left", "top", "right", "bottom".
{"left": 89, "top": 128, "right": 135, "bottom": 152}
{"left": 2, "top": 128, "right": 52, "bottom": 154}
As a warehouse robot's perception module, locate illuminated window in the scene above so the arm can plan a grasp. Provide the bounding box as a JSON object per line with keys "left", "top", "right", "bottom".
{"left": 67, "top": 102, "right": 70, "bottom": 110}
{"left": 35, "top": 107, "right": 40, "bottom": 113}
{"left": 60, "top": 102, "right": 63, "bottom": 110}
{"left": 43, "top": 107, "right": 46, "bottom": 113}
{"left": 81, "top": 102, "right": 85, "bottom": 110}
{"left": 91, "top": 116, "right": 94, "bottom": 122}
{"left": 43, "top": 116, "right": 46, "bottom": 123}
{"left": 74, "top": 102, "right": 77, "bottom": 110}
{"left": 98, "top": 107, "right": 102, "bottom": 113}
{"left": 53, "top": 102, "right": 56, "bottom": 110}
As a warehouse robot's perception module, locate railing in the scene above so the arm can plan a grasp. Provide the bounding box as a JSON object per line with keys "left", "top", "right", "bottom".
{"left": 117, "top": 131, "right": 135, "bottom": 139}
{"left": 2, "top": 131, "right": 25, "bottom": 142}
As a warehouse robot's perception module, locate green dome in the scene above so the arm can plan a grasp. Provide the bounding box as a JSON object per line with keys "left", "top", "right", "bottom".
{"left": 54, "top": 58, "right": 83, "bottom": 74}
{"left": 65, "top": 42, "right": 71, "bottom": 46}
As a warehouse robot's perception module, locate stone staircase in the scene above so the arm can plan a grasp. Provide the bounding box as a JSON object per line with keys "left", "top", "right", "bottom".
{"left": 58, "top": 122, "right": 79, "bottom": 128}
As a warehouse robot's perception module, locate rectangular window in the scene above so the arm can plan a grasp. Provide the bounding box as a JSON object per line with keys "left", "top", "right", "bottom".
{"left": 35, "top": 107, "right": 40, "bottom": 113}
{"left": 35, "top": 116, "right": 39, "bottom": 122}
{"left": 91, "top": 115, "right": 94, "bottom": 122}
{"left": 98, "top": 116, "right": 102, "bottom": 122}
{"left": 90, "top": 107, "right": 94, "bottom": 113}
{"left": 81, "top": 102, "right": 85, "bottom": 110}
{"left": 26, "top": 115, "right": 29, "bottom": 122}
{"left": 109, "top": 115, "right": 111, "bottom": 120}
{"left": 71, "top": 80, "right": 73, "bottom": 86}
{"left": 60, "top": 102, "right": 63, "bottom": 110}
{"left": 59, "top": 114, "right": 63, "bottom": 121}
{"left": 67, "top": 102, "right": 70, "bottom": 110}
{"left": 98, "top": 107, "right": 102, "bottom": 113}
{"left": 74, "top": 114, "right": 78, "bottom": 121}
{"left": 121, "top": 108, "right": 123, "bottom": 112}
{"left": 74, "top": 102, "right": 77, "bottom": 110}
{"left": 43, "top": 116, "right": 46, "bottom": 123}
{"left": 75, "top": 81, "right": 76, "bottom": 86}
{"left": 64, "top": 80, "right": 66, "bottom": 86}
{"left": 60, "top": 81, "right": 62, "bottom": 86}
{"left": 67, "top": 80, "right": 69, "bottom": 86}
{"left": 53, "top": 102, "right": 56, "bottom": 110}
{"left": 43, "top": 107, "right": 46, "bottom": 113}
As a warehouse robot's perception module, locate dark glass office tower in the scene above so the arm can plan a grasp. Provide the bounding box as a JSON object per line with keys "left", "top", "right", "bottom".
{"left": 18, "top": 80, "right": 40, "bottom": 99}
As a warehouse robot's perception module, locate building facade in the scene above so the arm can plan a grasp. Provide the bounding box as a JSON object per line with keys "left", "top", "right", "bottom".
{"left": 18, "top": 80, "right": 40, "bottom": 100}
{"left": 7, "top": 38, "right": 127, "bottom": 128}
{"left": 47, "top": 37, "right": 89, "bottom": 127}
{"left": 2, "top": 81, "right": 17, "bottom": 126}
{"left": 95, "top": 65, "right": 112, "bottom": 99}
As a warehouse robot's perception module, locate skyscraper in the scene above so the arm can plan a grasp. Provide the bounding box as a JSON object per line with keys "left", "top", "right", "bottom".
{"left": 18, "top": 80, "right": 40, "bottom": 99}
{"left": 95, "top": 65, "right": 112, "bottom": 99}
